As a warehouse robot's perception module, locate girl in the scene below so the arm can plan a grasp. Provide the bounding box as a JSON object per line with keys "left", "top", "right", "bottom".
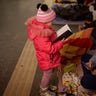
{"left": 25, "top": 3, "right": 64, "bottom": 96}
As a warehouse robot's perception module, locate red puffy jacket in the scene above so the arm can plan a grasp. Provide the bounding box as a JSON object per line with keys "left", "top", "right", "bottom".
{"left": 25, "top": 17, "right": 63, "bottom": 70}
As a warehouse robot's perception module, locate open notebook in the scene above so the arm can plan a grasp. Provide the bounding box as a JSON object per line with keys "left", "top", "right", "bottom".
{"left": 53, "top": 24, "right": 73, "bottom": 43}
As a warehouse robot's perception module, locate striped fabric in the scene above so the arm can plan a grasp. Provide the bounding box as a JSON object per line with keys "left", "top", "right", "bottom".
{"left": 36, "top": 8, "right": 56, "bottom": 23}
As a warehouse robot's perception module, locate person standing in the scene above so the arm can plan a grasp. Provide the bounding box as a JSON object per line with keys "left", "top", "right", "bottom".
{"left": 25, "top": 3, "right": 64, "bottom": 96}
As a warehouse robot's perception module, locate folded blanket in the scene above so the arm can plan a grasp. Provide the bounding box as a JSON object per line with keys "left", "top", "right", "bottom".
{"left": 60, "top": 28, "right": 93, "bottom": 67}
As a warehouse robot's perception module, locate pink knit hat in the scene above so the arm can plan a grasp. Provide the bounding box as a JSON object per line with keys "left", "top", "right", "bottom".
{"left": 36, "top": 3, "right": 56, "bottom": 23}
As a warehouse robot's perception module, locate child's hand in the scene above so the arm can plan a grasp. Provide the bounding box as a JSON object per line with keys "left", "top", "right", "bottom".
{"left": 85, "top": 62, "right": 92, "bottom": 70}
{"left": 78, "top": 24, "right": 84, "bottom": 31}
{"left": 61, "top": 38, "right": 68, "bottom": 44}
{"left": 61, "top": 38, "right": 65, "bottom": 42}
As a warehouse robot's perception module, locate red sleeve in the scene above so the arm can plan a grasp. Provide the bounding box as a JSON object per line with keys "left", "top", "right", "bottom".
{"left": 34, "top": 38, "right": 63, "bottom": 54}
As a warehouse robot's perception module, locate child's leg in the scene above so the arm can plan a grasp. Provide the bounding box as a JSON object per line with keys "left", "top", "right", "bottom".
{"left": 40, "top": 69, "right": 57, "bottom": 96}
{"left": 40, "top": 68, "right": 54, "bottom": 89}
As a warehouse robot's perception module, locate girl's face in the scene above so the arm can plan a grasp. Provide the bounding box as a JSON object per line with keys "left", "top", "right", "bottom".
{"left": 91, "top": 69, "right": 96, "bottom": 75}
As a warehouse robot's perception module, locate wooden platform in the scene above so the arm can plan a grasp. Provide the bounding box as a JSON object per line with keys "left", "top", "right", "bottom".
{"left": 3, "top": 39, "right": 37, "bottom": 96}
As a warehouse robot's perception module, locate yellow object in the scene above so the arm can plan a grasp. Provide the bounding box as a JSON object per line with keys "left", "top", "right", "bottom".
{"left": 60, "top": 44, "right": 80, "bottom": 59}
{"left": 63, "top": 63, "right": 76, "bottom": 72}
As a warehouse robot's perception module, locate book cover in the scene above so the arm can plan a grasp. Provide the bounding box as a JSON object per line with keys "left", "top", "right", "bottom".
{"left": 53, "top": 24, "right": 73, "bottom": 43}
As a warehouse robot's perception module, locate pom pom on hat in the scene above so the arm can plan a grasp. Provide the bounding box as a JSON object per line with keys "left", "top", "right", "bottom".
{"left": 37, "top": 3, "right": 41, "bottom": 9}
{"left": 36, "top": 3, "right": 56, "bottom": 23}
{"left": 41, "top": 4, "right": 48, "bottom": 11}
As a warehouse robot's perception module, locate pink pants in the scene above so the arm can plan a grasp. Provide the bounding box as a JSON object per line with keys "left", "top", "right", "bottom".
{"left": 40, "top": 68, "right": 54, "bottom": 89}
{"left": 40, "top": 68, "right": 63, "bottom": 92}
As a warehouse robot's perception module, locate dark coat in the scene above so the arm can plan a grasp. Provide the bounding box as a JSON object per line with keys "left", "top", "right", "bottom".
{"left": 81, "top": 61, "right": 96, "bottom": 90}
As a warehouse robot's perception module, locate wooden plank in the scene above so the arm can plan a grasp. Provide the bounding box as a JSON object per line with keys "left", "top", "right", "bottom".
{"left": 3, "top": 39, "right": 37, "bottom": 96}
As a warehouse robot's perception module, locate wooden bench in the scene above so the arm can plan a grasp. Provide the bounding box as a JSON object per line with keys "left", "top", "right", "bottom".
{"left": 3, "top": 39, "right": 37, "bottom": 96}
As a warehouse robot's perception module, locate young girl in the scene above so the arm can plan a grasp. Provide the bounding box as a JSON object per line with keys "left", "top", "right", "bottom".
{"left": 25, "top": 3, "right": 64, "bottom": 96}
{"left": 80, "top": 18, "right": 96, "bottom": 95}
{"left": 81, "top": 54, "right": 96, "bottom": 95}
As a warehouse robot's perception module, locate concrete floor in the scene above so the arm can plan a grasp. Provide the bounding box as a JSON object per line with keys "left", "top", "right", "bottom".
{"left": 0, "top": 0, "right": 43, "bottom": 95}
{"left": 0, "top": 0, "right": 78, "bottom": 96}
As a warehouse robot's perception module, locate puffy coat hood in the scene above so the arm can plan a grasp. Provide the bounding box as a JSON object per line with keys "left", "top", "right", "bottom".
{"left": 25, "top": 16, "right": 63, "bottom": 70}
{"left": 25, "top": 16, "right": 56, "bottom": 40}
